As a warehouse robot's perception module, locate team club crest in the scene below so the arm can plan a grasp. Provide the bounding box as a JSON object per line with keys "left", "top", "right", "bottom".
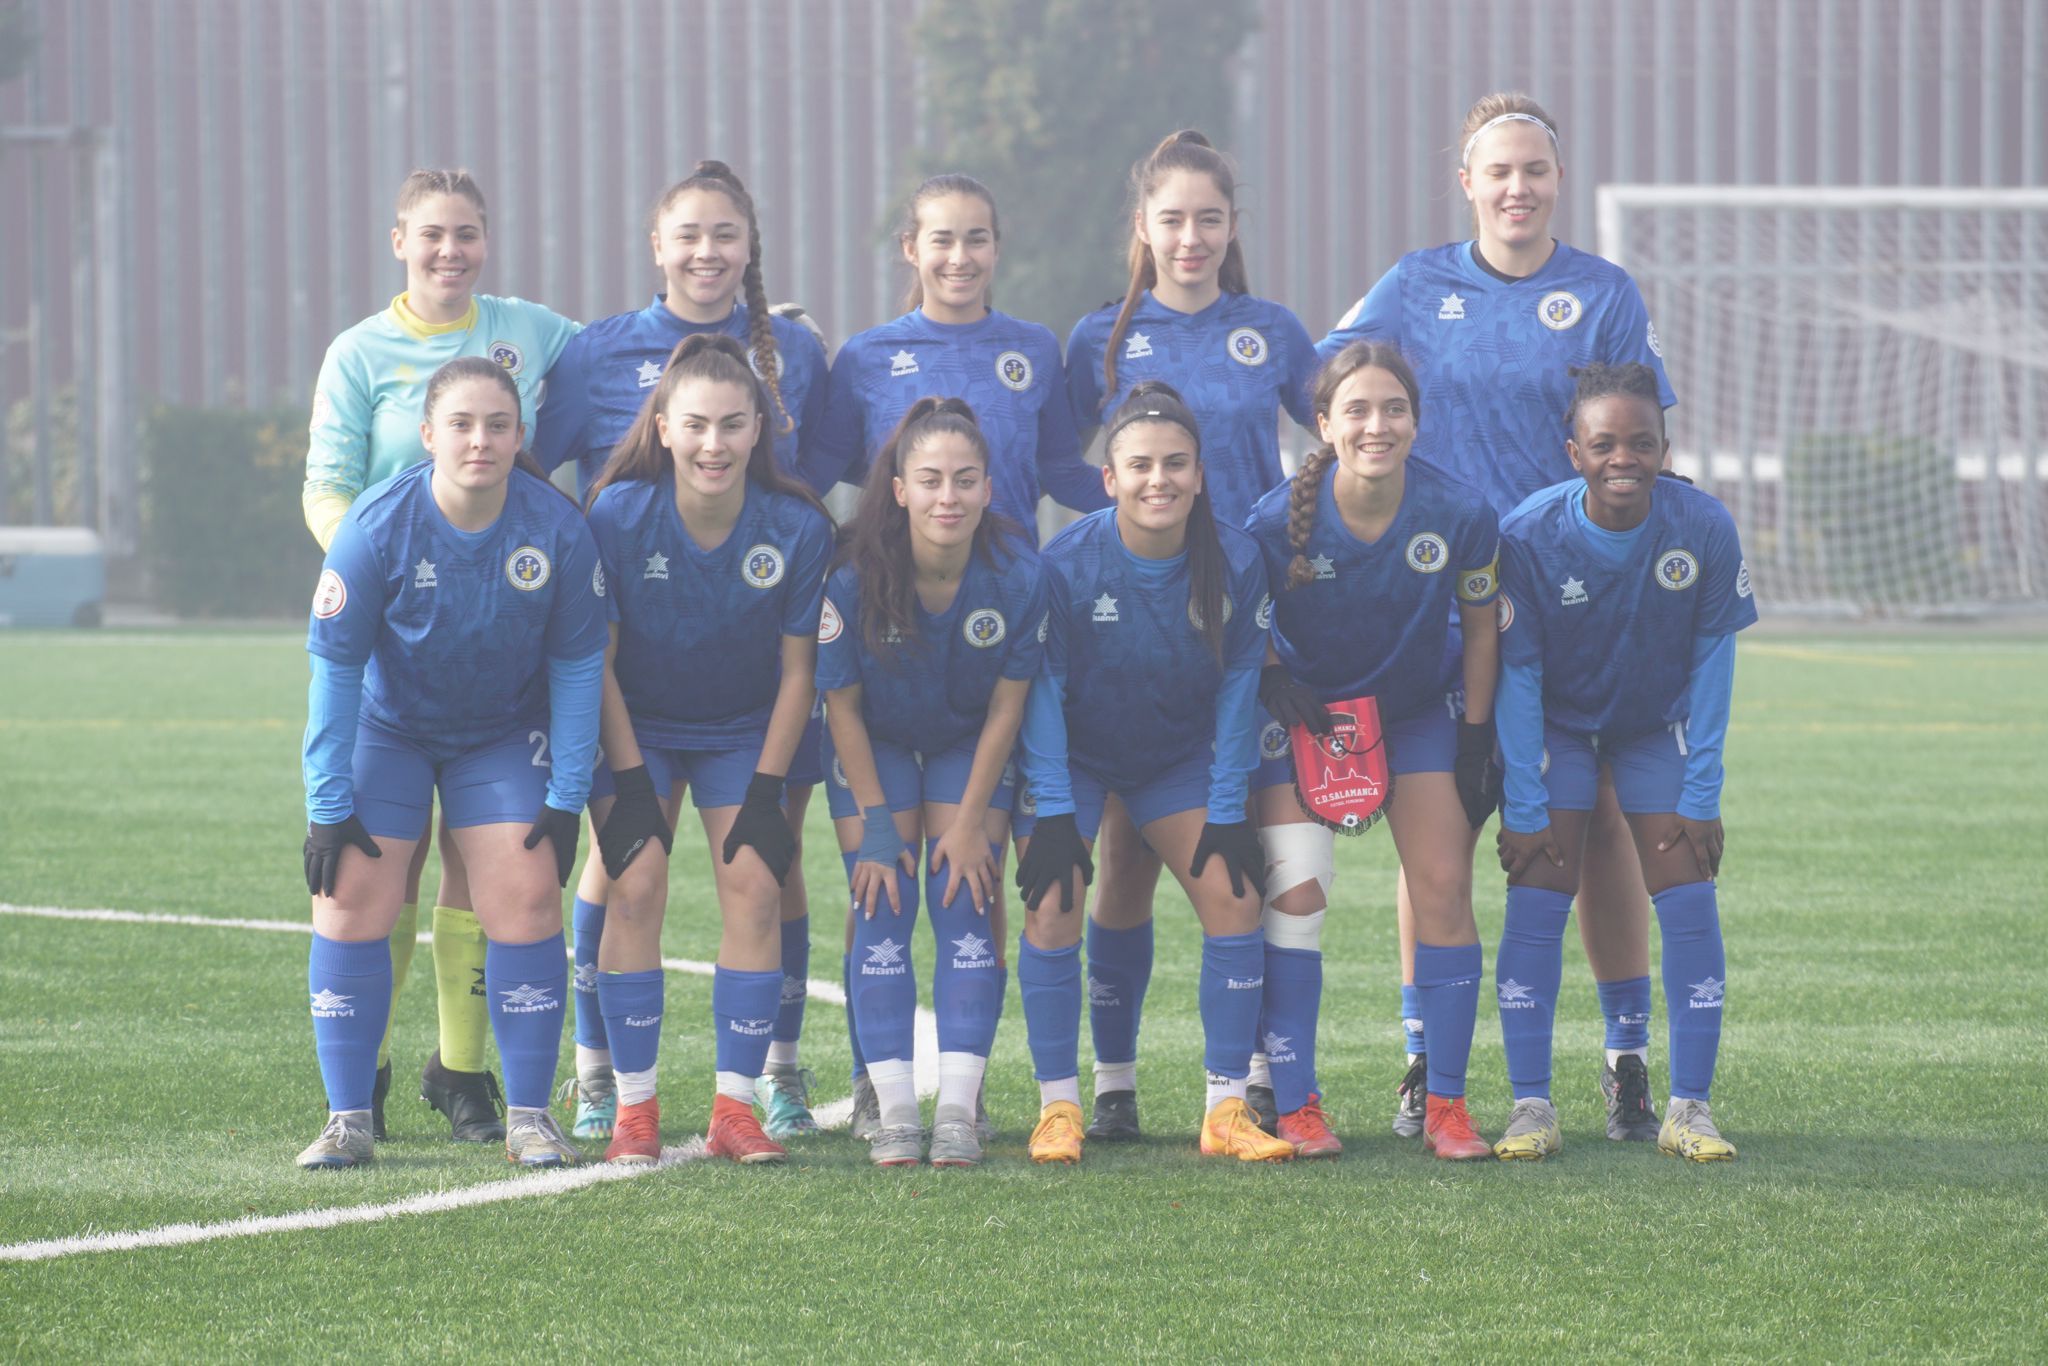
{"left": 818, "top": 597, "right": 844, "bottom": 643}
{"left": 1259, "top": 719, "right": 1289, "bottom": 760}
{"left": 1646, "top": 318, "right": 1665, "bottom": 358}
{"left": 505, "top": 546, "right": 551, "bottom": 592}
{"left": 1460, "top": 567, "right": 1496, "bottom": 602}
{"left": 488, "top": 340, "right": 525, "bottom": 374}
{"left": 742, "top": 544, "right": 785, "bottom": 589}
{"left": 1656, "top": 548, "right": 1700, "bottom": 591}
{"left": 1537, "top": 291, "right": 1583, "bottom": 331}
{"left": 1226, "top": 327, "right": 1269, "bottom": 366}
{"left": 995, "top": 350, "right": 1033, "bottom": 391}
{"left": 1405, "top": 532, "right": 1449, "bottom": 573}
{"left": 312, "top": 569, "right": 347, "bottom": 619}
{"left": 1736, "top": 560, "right": 1753, "bottom": 598}
{"left": 963, "top": 608, "right": 1006, "bottom": 648}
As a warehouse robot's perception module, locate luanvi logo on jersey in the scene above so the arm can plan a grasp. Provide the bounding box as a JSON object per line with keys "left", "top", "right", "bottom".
{"left": 499, "top": 983, "right": 559, "bottom": 1014}
{"left": 644, "top": 551, "right": 669, "bottom": 581}
{"left": 413, "top": 558, "right": 437, "bottom": 589}
{"left": 1124, "top": 331, "right": 1153, "bottom": 359}
{"left": 488, "top": 340, "right": 525, "bottom": 374}
{"left": 1437, "top": 293, "right": 1466, "bottom": 320}
{"left": 1087, "top": 975, "right": 1120, "bottom": 1007}
{"left": 1260, "top": 719, "right": 1289, "bottom": 760}
{"left": 1655, "top": 549, "right": 1700, "bottom": 591}
{"left": 1263, "top": 1031, "right": 1298, "bottom": 1065}
{"left": 889, "top": 349, "right": 918, "bottom": 377}
{"left": 312, "top": 569, "right": 348, "bottom": 619}
{"left": 1092, "top": 593, "right": 1120, "bottom": 623}
{"left": 1309, "top": 553, "right": 1336, "bottom": 580}
{"left": 1406, "top": 532, "right": 1449, "bottom": 573}
{"left": 636, "top": 359, "right": 663, "bottom": 387}
{"left": 309, "top": 989, "right": 355, "bottom": 1018}
{"left": 964, "top": 608, "right": 1006, "bottom": 648}
{"left": 818, "top": 597, "right": 844, "bottom": 643}
{"left": 951, "top": 933, "right": 996, "bottom": 969}
{"left": 1560, "top": 576, "right": 1588, "bottom": 606}
{"left": 1688, "top": 976, "right": 1725, "bottom": 1009}
{"left": 862, "top": 939, "right": 907, "bottom": 976}
{"left": 506, "top": 546, "right": 552, "bottom": 592}
{"left": 996, "top": 351, "right": 1032, "bottom": 391}
{"left": 728, "top": 1017, "right": 775, "bottom": 1036}
{"left": 1497, "top": 978, "right": 1537, "bottom": 1009}
{"left": 742, "top": 544, "right": 785, "bottom": 589}
{"left": 1227, "top": 326, "right": 1269, "bottom": 366}
{"left": 1537, "top": 291, "right": 1583, "bottom": 331}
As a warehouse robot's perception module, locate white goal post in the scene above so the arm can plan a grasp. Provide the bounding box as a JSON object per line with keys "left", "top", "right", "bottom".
{"left": 1596, "top": 184, "right": 2048, "bottom": 617}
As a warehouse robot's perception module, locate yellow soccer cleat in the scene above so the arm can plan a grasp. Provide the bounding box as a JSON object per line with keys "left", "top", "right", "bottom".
{"left": 1659, "top": 1098, "right": 1738, "bottom": 1162}
{"left": 1199, "top": 1096, "right": 1296, "bottom": 1162}
{"left": 1493, "top": 1097, "right": 1563, "bottom": 1161}
{"left": 1028, "top": 1100, "right": 1085, "bottom": 1164}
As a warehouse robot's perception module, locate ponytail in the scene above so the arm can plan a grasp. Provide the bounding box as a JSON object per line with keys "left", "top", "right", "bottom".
{"left": 1104, "top": 380, "right": 1227, "bottom": 662}
{"left": 420, "top": 356, "right": 574, "bottom": 508}
{"left": 896, "top": 174, "right": 1001, "bottom": 314}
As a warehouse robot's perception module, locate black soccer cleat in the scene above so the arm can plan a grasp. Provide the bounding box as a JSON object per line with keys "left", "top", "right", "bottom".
{"left": 1085, "top": 1089, "right": 1141, "bottom": 1143}
{"left": 420, "top": 1049, "right": 506, "bottom": 1143}
{"left": 371, "top": 1059, "right": 392, "bottom": 1141}
{"left": 1245, "top": 1083, "right": 1280, "bottom": 1137}
{"left": 1601, "top": 1053, "right": 1662, "bottom": 1143}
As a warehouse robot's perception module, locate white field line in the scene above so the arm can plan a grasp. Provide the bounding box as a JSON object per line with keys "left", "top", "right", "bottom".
{"left": 0, "top": 901, "right": 940, "bottom": 1262}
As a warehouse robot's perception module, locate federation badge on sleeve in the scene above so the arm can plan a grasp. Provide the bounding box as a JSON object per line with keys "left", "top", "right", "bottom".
{"left": 1290, "top": 695, "right": 1391, "bottom": 836}
{"left": 312, "top": 569, "right": 348, "bottom": 619}
{"left": 818, "top": 597, "right": 844, "bottom": 643}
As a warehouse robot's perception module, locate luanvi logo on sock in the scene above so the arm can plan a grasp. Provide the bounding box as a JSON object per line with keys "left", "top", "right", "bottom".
{"left": 498, "top": 983, "right": 559, "bottom": 1014}
{"left": 1086, "top": 975, "right": 1120, "bottom": 1007}
{"left": 309, "top": 989, "right": 355, "bottom": 1017}
{"left": 1497, "top": 979, "right": 1538, "bottom": 1009}
{"left": 729, "top": 1017, "right": 775, "bottom": 1035}
{"left": 1688, "top": 977, "right": 1725, "bottom": 1009}
{"left": 1263, "top": 1032, "right": 1298, "bottom": 1065}
{"left": 624, "top": 1015, "right": 661, "bottom": 1029}
{"left": 950, "top": 933, "right": 996, "bottom": 969}
{"left": 470, "top": 967, "right": 487, "bottom": 998}
{"left": 1225, "top": 976, "right": 1262, "bottom": 991}
{"left": 863, "top": 939, "right": 907, "bottom": 975}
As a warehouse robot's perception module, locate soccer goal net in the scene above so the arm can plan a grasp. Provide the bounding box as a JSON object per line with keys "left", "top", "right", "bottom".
{"left": 1596, "top": 185, "right": 2048, "bottom": 617}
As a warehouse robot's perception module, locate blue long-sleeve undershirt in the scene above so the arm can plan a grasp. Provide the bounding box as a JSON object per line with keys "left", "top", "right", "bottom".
{"left": 543, "top": 649, "right": 606, "bottom": 814}
{"left": 1208, "top": 663, "right": 1260, "bottom": 822}
{"left": 1497, "top": 659, "right": 1548, "bottom": 834}
{"left": 1678, "top": 633, "right": 1735, "bottom": 820}
{"left": 304, "top": 657, "right": 365, "bottom": 824}
{"left": 1020, "top": 670, "right": 1075, "bottom": 818}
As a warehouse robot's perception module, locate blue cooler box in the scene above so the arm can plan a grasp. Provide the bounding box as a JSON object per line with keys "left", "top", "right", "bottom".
{"left": 0, "top": 527, "right": 106, "bottom": 627}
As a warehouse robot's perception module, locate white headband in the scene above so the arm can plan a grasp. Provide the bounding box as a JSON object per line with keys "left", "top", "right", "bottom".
{"left": 1461, "top": 112, "right": 1559, "bottom": 168}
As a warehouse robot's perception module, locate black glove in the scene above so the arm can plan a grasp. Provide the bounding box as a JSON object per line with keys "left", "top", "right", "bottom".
{"left": 722, "top": 772, "right": 795, "bottom": 885}
{"left": 598, "top": 765, "right": 673, "bottom": 879}
{"left": 1258, "top": 664, "right": 1332, "bottom": 734}
{"left": 1190, "top": 820, "right": 1267, "bottom": 899}
{"left": 524, "top": 803, "right": 582, "bottom": 887}
{"left": 1454, "top": 718, "right": 1502, "bottom": 831}
{"left": 1015, "top": 813, "right": 1093, "bottom": 913}
{"left": 304, "top": 813, "right": 381, "bottom": 897}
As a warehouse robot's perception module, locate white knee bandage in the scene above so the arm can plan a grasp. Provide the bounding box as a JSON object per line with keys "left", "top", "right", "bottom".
{"left": 1259, "top": 822, "right": 1334, "bottom": 947}
{"left": 1262, "top": 905, "right": 1325, "bottom": 951}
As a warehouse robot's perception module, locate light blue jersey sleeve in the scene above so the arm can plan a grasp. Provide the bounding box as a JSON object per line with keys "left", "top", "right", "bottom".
{"left": 1020, "top": 670, "right": 1074, "bottom": 817}
{"left": 1036, "top": 366, "right": 1113, "bottom": 514}
{"left": 303, "top": 656, "right": 365, "bottom": 824}
{"left": 306, "top": 338, "right": 374, "bottom": 506}
{"left": 1678, "top": 633, "right": 1735, "bottom": 820}
{"left": 529, "top": 328, "right": 594, "bottom": 477}
{"left": 1207, "top": 663, "right": 1261, "bottom": 821}
{"left": 543, "top": 650, "right": 605, "bottom": 813}
{"left": 1317, "top": 259, "right": 1405, "bottom": 362}
{"left": 1276, "top": 308, "right": 1319, "bottom": 432}
{"left": 1497, "top": 658, "right": 1549, "bottom": 832}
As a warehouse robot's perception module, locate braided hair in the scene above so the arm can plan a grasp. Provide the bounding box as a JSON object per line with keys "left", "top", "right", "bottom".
{"left": 1283, "top": 341, "right": 1421, "bottom": 589}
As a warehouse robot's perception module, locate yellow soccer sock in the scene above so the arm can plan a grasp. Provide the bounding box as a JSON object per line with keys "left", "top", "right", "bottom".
{"left": 433, "top": 905, "right": 491, "bottom": 1073}
{"left": 377, "top": 901, "right": 420, "bottom": 1067}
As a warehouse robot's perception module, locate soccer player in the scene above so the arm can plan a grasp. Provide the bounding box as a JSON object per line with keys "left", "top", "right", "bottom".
{"left": 298, "top": 357, "right": 605, "bottom": 1170}
{"left": 579, "top": 333, "right": 832, "bottom": 1166}
{"left": 817, "top": 398, "right": 1044, "bottom": 1168}
{"left": 1492, "top": 362, "right": 1755, "bottom": 1162}
{"left": 1014, "top": 381, "right": 1291, "bottom": 1165}
{"left": 302, "top": 169, "right": 581, "bottom": 1145}
{"left": 530, "top": 162, "right": 831, "bottom": 1142}
{"left": 1061, "top": 130, "right": 1319, "bottom": 1143}
{"left": 1244, "top": 341, "right": 1500, "bottom": 1160}
{"left": 1321, "top": 93, "right": 1679, "bottom": 1142}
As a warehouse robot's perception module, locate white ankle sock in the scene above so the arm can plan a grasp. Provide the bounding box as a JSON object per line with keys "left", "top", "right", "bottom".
{"left": 936, "top": 1051, "right": 987, "bottom": 1117}
{"left": 1093, "top": 1059, "right": 1137, "bottom": 1095}
{"left": 714, "top": 1070, "right": 756, "bottom": 1103}
{"left": 616, "top": 1066, "right": 657, "bottom": 1107}
{"left": 1038, "top": 1076, "right": 1081, "bottom": 1109}
{"left": 1205, "top": 1072, "right": 1249, "bottom": 1110}
{"left": 576, "top": 1045, "right": 613, "bottom": 1078}
{"left": 1246, "top": 1052, "right": 1272, "bottom": 1088}
{"left": 766, "top": 1040, "right": 799, "bottom": 1068}
{"left": 1606, "top": 1046, "right": 1648, "bottom": 1069}
{"left": 868, "top": 1058, "right": 919, "bottom": 1128}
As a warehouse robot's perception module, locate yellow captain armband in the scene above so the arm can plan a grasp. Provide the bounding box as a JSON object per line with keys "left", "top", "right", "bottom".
{"left": 304, "top": 488, "right": 355, "bottom": 553}
{"left": 1456, "top": 556, "right": 1499, "bottom": 604}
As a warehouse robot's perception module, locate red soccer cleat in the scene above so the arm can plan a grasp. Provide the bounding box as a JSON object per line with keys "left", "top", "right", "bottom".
{"left": 1276, "top": 1095, "right": 1344, "bottom": 1159}
{"left": 706, "top": 1094, "right": 788, "bottom": 1165}
{"left": 604, "top": 1096, "right": 661, "bottom": 1165}
{"left": 1423, "top": 1094, "right": 1494, "bottom": 1161}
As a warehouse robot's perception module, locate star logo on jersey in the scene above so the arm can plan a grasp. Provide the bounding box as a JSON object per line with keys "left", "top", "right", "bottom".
{"left": 1263, "top": 1032, "right": 1297, "bottom": 1062}
{"left": 1309, "top": 553, "right": 1336, "bottom": 580}
{"left": 1124, "top": 331, "right": 1153, "bottom": 359}
{"left": 996, "top": 350, "right": 1033, "bottom": 391}
{"left": 964, "top": 608, "right": 1006, "bottom": 648}
{"left": 572, "top": 963, "right": 598, "bottom": 995}
{"left": 644, "top": 551, "right": 669, "bottom": 581}
{"left": 881, "top": 624, "right": 904, "bottom": 645}
{"left": 636, "top": 359, "right": 663, "bottom": 388}
{"left": 863, "top": 939, "right": 907, "bottom": 974}
{"left": 1226, "top": 326, "right": 1269, "bottom": 366}
{"left": 412, "top": 558, "right": 437, "bottom": 589}
{"left": 1405, "top": 532, "right": 1449, "bottom": 573}
{"left": 889, "top": 349, "right": 919, "bottom": 377}
{"left": 1656, "top": 549, "right": 1700, "bottom": 591}
{"left": 499, "top": 983, "right": 560, "bottom": 1013}
{"left": 1437, "top": 293, "right": 1466, "bottom": 320}
{"left": 1497, "top": 978, "right": 1537, "bottom": 1009}
{"left": 506, "top": 545, "right": 552, "bottom": 592}
{"left": 1086, "top": 975, "right": 1120, "bottom": 1007}
{"left": 818, "top": 597, "right": 843, "bottom": 643}
{"left": 309, "top": 989, "right": 355, "bottom": 1018}
{"left": 1538, "top": 290, "right": 1584, "bottom": 331}
{"left": 1689, "top": 976, "right": 1726, "bottom": 1008}
{"left": 1560, "top": 576, "right": 1588, "bottom": 606}
{"left": 1092, "top": 592, "right": 1119, "bottom": 623}
{"left": 951, "top": 933, "right": 995, "bottom": 968}
{"left": 742, "top": 544, "right": 785, "bottom": 589}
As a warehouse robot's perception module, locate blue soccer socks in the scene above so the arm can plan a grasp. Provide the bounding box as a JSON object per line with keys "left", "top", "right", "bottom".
{"left": 1261, "top": 943, "right": 1322, "bottom": 1113}
{"left": 1198, "top": 931, "right": 1264, "bottom": 1081}
{"left": 1496, "top": 886, "right": 1573, "bottom": 1101}
{"left": 1085, "top": 918, "right": 1153, "bottom": 1068}
{"left": 1654, "top": 881, "right": 1726, "bottom": 1101}
{"left": 1596, "top": 974, "right": 1652, "bottom": 1056}
{"left": 927, "top": 840, "right": 1003, "bottom": 1057}
{"left": 773, "top": 914, "right": 810, "bottom": 1046}
{"left": 484, "top": 934, "right": 567, "bottom": 1111}
{"left": 309, "top": 933, "right": 393, "bottom": 1114}
{"left": 711, "top": 965, "right": 784, "bottom": 1099}
{"left": 570, "top": 896, "right": 607, "bottom": 1052}
{"left": 1018, "top": 937, "right": 1082, "bottom": 1083}
{"left": 596, "top": 968, "right": 663, "bottom": 1081}
{"left": 1414, "top": 941, "right": 1483, "bottom": 1100}
{"left": 848, "top": 861, "right": 921, "bottom": 1068}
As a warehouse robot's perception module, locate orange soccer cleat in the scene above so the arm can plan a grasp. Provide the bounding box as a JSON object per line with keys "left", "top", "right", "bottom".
{"left": 1276, "top": 1095, "right": 1344, "bottom": 1159}
{"left": 1200, "top": 1096, "right": 1296, "bottom": 1162}
{"left": 605, "top": 1096, "right": 662, "bottom": 1165}
{"left": 1027, "top": 1100, "right": 1085, "bottom": 1164}
{"left": 706, "top": 1094, "right": 788, "bottom": 1165}
{"left": 1423, "top": 1095, "right": 1494, "bottom": 1161}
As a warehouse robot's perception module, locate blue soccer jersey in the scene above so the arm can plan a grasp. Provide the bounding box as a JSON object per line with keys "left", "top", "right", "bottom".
{"left": 307, "top": 294, "right": 581, "bottom": 507}
{"left": 587, "top": 478, "right": 832, "bottom": 750}
{"left": 530, "top": 296, "right": 829, "bottom": 496}
{"left": 1246, "top": 458, "right": 1499, "bottom": 724}
{"left": 815, "top": 541, "right": 1048, "bottom": 753}
{"left": 797, "top": 309, "right": 1108, "bottom": 529}
{"left": 1037, "top": 509, "right": 1270, "bottom": 793}
{"left": 1066, "top": 291, "right": 1318, "bottom": 527}
{"left": 307, "top": 462, "right": 608, "bottom": 758}
{"left": 1319, "top": 242, "right": 1675, "bottom": 518}
{"left": 1497, "top": 478, "right": 1756, "bottom": 742}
